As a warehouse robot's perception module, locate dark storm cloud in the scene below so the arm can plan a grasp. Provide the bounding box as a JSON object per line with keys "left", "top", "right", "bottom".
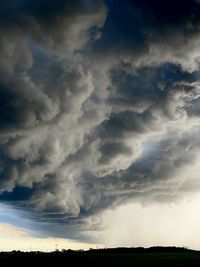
{"left": 89, "top": 0, "right": 200, "bottom": 72}
{"left": 99, "top": 0, "right": 200, "bottom": 47}
{"left": 1, "top": 0, "right": 200, "bottom": 239}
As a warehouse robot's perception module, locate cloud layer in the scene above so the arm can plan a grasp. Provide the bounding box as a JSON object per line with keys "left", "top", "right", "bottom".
{"left": 1, "top": 0, "right": 200, "bottom": 238}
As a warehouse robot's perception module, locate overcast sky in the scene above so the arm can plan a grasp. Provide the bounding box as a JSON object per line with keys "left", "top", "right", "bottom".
{"left": 1, "top": 0, "right": 200, "bottom": 251}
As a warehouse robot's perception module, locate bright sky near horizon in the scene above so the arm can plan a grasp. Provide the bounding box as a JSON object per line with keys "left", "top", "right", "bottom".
{"left": 1, "top": 194, "right": 200, "bottom": 251}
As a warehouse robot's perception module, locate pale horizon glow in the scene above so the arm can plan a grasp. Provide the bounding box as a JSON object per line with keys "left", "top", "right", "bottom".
{"left": 0, "top": 223, "right": 100, "bottom": 252}
{"left": 2, "top": 194, "right": 200, "bottom": 251}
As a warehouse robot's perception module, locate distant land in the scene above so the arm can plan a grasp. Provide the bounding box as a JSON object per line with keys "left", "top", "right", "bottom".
{"left": 1, "top": 247, "right": 200, "bottom": 266}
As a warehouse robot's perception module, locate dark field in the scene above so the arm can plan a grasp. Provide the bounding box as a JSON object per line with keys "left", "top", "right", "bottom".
{"left": 1, "top": 247, "right": 200, "bottom": 266}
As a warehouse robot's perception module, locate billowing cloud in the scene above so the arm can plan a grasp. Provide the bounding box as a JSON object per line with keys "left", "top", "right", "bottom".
{"left": 1, "top": 0, "right": 200, "bottom": 240}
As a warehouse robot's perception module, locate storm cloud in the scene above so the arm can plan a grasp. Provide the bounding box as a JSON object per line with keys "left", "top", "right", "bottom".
{"left": 1, "top": 0, "right": 200, "bottom": 238}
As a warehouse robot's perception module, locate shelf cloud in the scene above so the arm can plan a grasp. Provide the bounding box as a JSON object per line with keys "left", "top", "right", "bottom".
{"left": 1, "top": 0, "right": 200, "bottom": 239}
